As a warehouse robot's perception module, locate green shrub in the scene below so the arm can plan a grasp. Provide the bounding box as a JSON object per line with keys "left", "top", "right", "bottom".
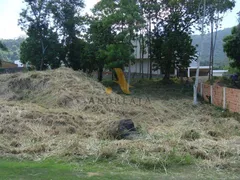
{"left": 170, "top": 77, "right": 181, "bottom": 84}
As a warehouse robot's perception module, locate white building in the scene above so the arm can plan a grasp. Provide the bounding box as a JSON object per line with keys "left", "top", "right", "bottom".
{"left": 187, "top": 61, "right": 228, "bottom": 77}
{"left": 126, "top": 40, "right": 177, "bottom": 76}
{"left": 14, "top": 60, "right": 24, "bottom": 67}
{"left": 187, "top": 61, "right": 209, "bottom": 77}
{"left": 126, "top": 41, "right": 228, "bottom": 78}
{"left": 213, "top": 70, "right": 228, "bottom": 77}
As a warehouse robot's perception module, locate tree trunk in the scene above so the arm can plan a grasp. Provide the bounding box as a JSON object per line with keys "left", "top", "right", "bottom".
{"left": 163, "top": 73, "right": 170, "bottom": 81}
{"left": 148, "top": 17, "right": 152, "bottom": 80}
{"left": 212, "top": 33, "right": 218, "bottom": 73}
{"left": 150, "top": 59, "right": 152, "bottom": 79}
{"left": 112, "top": 69, "right": 114, "bottom": 80}
{"left": 40, "top": 58, "right": 44, "bottom": 71}
{"left": 208, "top": 20, "right": 214, "bottom": 83}
{"left": 211, "top": 15, "right": 219, "bottom": 84}
{"left": 141, "top": 40, "right": 144, "bottom": 79}
{"left": 163, "top": 66, "right": 171, "bottom": 81}
{"left": 139, "top": 38, "right": 143, "bottom": 78}
{"left": 40, "top": 39, "right": 45, "bottom": 71}
{"left": 40, "top": 39, "right": 48, "bottom": 71}
{"left": 127, "top": 60, "right": 131, "bottom": 89}
{"left": 98, "top": 67, "right": 103, "bottom": 82}
{"left": 193, "top": 0, "right": 206, "bottom": 105}
{"left": 114, "top": 69, "right": 118, "bottom": 81}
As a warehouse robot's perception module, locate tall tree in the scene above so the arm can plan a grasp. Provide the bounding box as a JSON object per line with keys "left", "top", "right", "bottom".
{"left": 49, "top": 0, "right": 85, "bottom": 70}
{"left": 139, "top": 0, "right": 161, "bottom": 79}
{"left": 81, "top": 41, "right": 98, "bottom": 74}
{"left": 87, "top": 19, "right": 114, "bottom": 81}
{"left": 206, "top": 0, "right": 235, "bottom": 84}
{"left": 223, "top": 22, "right": 240, "bottom": 70}
{"left": 19, "top": 0, "right": 89, "bottom": 71}
{"left": 137, "top": 32, "right": 147, "bottom": 78}
{"left": 152, "top": 0, "right": 198, "bottom": 80}
{"left": 20, "top": 25, "right": 62, "bottom": 70}
{"left": 152, "top": 26, "right": 197, "bottom": 80}
{"left": 92, "top": 0, "right": 144, "bottom": 83}
{"left": 19, "top": 0, "right": 52, "bottom": 70}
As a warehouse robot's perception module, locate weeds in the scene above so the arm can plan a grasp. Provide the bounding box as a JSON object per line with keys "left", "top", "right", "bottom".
{"left": 181, "top": 130, "right": 200, "bottom": 141}
{"left": 128, "top": 149, "right": 194, "bottom": 172}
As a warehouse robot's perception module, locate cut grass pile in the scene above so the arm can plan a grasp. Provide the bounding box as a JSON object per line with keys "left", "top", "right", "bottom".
{"left": 0, "top": 68, "right": 239, "bottom": 173}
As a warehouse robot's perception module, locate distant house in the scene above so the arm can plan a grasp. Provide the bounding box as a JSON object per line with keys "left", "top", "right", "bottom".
{"left": 213, "top": 70, "right": 228, "bottom": 77}
{"left": 121, "top": 41, "right": 228, "bottom": 78}
{"left": 0, "top": 60, "right": 25, "bottom": 74}
{"left": 187, "top": 61, "right": 209, "bottom": 77}
{"left": 14, "top": 60, "right": 24, "bottom": 67}
{"left": 187, "top": 61, "right": 228, "bottom": 77}
{"left": 0, "top": 60, "right": 18, "bottom": 68}
{"left": 125, "top": 40, "right": 177, "bottom": 76}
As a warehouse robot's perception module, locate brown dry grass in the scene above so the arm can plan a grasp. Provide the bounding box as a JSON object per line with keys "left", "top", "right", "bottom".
{"left": 0, "top": 68, "right": 239, "bottom": 171}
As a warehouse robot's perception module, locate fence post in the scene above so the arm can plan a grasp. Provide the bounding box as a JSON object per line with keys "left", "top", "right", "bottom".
{"left": 210, "top": 85, "right": 213, "bottom": 104}
{"left": 223, "top": 87, "right": 226, "bottom": 110}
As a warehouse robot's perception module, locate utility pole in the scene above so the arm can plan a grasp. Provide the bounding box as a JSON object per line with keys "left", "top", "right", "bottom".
{"left": 193, "top": 0, "right": 206, "bottom": 105}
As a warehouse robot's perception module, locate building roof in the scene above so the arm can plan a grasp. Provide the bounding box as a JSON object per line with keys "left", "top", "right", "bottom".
{"left": 189, "top": 66, "right": 210, "bottom": 69}
{"left": 213, "top": 70, "right": 228, "bottom": 73}
{"left": 0, "top": 60, "right": 18, "bottom": 68}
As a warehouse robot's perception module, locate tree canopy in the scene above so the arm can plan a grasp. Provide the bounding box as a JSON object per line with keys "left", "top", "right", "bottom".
{"left": 151, "top": 0, "right": 198, "bottom": 80}
{"left": 223, "top": 23, "right": 240, "bottom": 69}
{"left": 0, "top": 41, "right": 8, "bottom": 66}
{"left": 16, "top": 0, "right": 236, "bottom": 82}
{"left": 19, "top": 0, "right": 86, "bottom": 70}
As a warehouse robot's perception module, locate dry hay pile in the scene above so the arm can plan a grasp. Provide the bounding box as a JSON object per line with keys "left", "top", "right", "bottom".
{"left": 0, "top": 68, "right": 239, "bottom": 171}
{"left": 0, "top": 68, "right": 152, "bottom": 158}
{"left": 0, "top": 68, "right": 125, "bottom": 112}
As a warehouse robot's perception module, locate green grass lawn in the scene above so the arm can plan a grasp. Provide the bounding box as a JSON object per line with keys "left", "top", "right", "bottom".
{"left": 0, "top": 158, "right": 239, "bottom": 180}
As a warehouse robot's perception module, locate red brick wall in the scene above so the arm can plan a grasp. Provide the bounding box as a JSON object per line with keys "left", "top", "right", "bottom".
{"left": 197, "top": 83, "right": 201, "bottom": 94}
{"left": 226, "top": 88, "right": 240, "bottom": 113}
{"left": 198, "top": 83, "right": 240, "bottom": 113}
{"left": 212, "top": 85, "right": 223, "bottom": 108}
{"left": 202, "top": 84, "right": 210, "bottom": 102}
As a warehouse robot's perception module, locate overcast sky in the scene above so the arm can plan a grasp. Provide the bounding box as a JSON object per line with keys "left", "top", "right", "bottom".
{"left": 0, "top": 0, "right": 239, "bottom": 39}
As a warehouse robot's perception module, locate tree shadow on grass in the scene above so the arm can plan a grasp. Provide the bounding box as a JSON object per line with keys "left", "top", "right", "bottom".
{"left": 122, "top": 79, "right": 194, "bottom": 101}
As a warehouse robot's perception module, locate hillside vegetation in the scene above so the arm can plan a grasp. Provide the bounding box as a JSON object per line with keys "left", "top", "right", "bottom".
{"left": 0, "top": 28, "right": 232, "bottom": 67}
{"left": 0, "top": 38, "right": 25, "bottom": 62}
{"left": 192, "top": 28, "right": 232, "bottom": 68}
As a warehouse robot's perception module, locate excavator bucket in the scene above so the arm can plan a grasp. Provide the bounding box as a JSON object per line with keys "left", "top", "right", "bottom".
{"left": 114, "top": 68, "right": 131, "bottom": 94}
